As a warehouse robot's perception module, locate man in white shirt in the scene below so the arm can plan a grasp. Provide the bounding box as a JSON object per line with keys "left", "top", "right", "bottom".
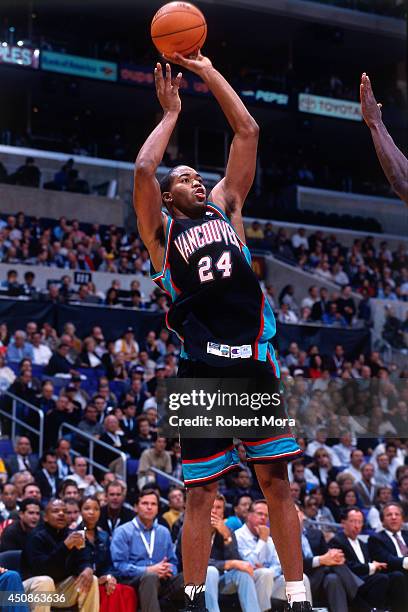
{"left": 30, "top": 331, "right": 53, "bottom": 366}
{"left": 291, "top": 228, "right": 309, "bottom": 251}
{"left": 330, "top": 507, "right": 396, "bottom": 611}
{"left": 236, "top": 499, "right": 300, "bottom": 610}
{"left": 374, "top": 454, "right": 394, "bottom": 487}
{"left": 332, "top": 432, "right": 355, "bottom": 468}
{"left": 354, "top": 463, "right": 378, "bottom": 509}
{"left": 68, "top": 456, "right": 103, "bottom": 496}
{"left": 368, "top": 503, "right": 408, "bottom": 608}
{"left": 301, "top": 286, "right": 318, "bottom": 310}
{"left": 345, "top": 450, "right": 364, "bottom": 483}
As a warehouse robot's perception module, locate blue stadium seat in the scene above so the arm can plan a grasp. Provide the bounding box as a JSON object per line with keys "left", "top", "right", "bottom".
{"left": 127, "top": 459, "right": 139, "bottom": 475}
{"left": 0, "top": 549, "right": 22, "bottom": 572}
{"left": 155, "top": 472, "right": 170, "bottom": 495}
{"left": 0, "top": 438, "right": 15, "bottom": 458}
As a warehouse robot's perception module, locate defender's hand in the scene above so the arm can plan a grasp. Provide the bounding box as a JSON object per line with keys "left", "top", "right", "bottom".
{"left": 154, "top": 63, "right": 182, "bottom": 114}
{"left": 163, "top": 50, "right": 212, "bottom": 77}
{"left": 360, "top": 73, "right": 382, "bottom": 129}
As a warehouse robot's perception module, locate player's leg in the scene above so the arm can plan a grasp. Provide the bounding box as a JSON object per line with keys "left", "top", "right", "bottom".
{"left": 254, "top": 461, "right": 310, "bottom": 610}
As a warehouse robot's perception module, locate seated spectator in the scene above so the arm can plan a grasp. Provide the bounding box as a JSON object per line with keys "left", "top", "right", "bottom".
{"left": 44, "top": 395, "right": 81, "bottom": 451}
{"left": 309, "top": 450, "right": 340, "bottom": 488}
{"left": 136, "top": 415, "right": 154, "bottom": 453}
{"left": 98, "top": 480, "right": 134, "bottom": 538}
{"left": 177, "top": 493, "right": 263, "bottom": 612}
{"left": 366, "top": 487, "right": 394, "bottom": 531}
{"left": 34, "top": 452, "right": 62, "bottom": 504}
{"left": 69, "top": 457, "right": 103, "bottom": 497}
{"left": 330, "top": 507, "right": 399, "bottom": 611}
{"left": 325, "top": 481, "right": 343, "bottom": 524}
{"left": 278, "top": 303, "right": 299, "bottom": 324}
{"left": 311, "top": 287, "right": 330, "bottom": 321}
{"left": 223, "top": 470, "right": 261, "bottom": 506}
{"left": 0, "top": 483, "right": 19, "bottom": 521}
{"left": 397, "top": 475, "right": 408, "bottom": 522}
{"left": 11, "top": 470, "right": 34, "bottom": 504}
{"left": 75, "top": 496, "right": 137, "bottom": 610}
{"left": 95, "top": 416, "right": 128, "bottom": 474}
{"left": 77, "top": 404, "right": 104, "bottom": 439}
{"left": 59, "top": 480, "right": 81, "bottom": 502}
{"left": 79, "top": 337, "right": 103, "bottom": 369}
{"left": 301, "top": 286, "right": 319, "bottom": 310}
{"left": 0, "top": 497, "right": 41, "bottom": 551}
{"left": 354, "top": 463, "right": 377, "bottom": 509}
{"left": 21, "top": 483, "right": 42, "bottom": 505}
{"left": 36, "top": 380, "right": 57, "bottom": 415}
{"left": 111, "top": 488, "right": 183, "bottom": 609}
{"left": 337, "top": 285, "right": 356, "bottom": 325}
{"left": 114, "top": 327, "right": 139, "bottom": 362}
{"left": 374, "top": 453, "right": 394, "bottom": 487}
{"left": 65, "top": 499, "right": 81, "bottom": 529}
{"left": 225, "top": 494, "right": 253, "bottom": 532}
{"left": 137, "top": 436, "right": 172, "bottom": 490}
{"left": 1, "top": 269, "right": 21, "bottom": 295}
{"left": 368, "top": 502, "right": 408, "bottom": 605}
{"left": 344, "top": 449, "right": 364, "bottom": 483}
{"left": 246, "top": 221, "right": 264, "bottom": 240}
{"left": 236, "top": 498, "right": 300, "bottom": 610}
{"left": 295, "top": 502, "right": 369, "bottom": 612}
{"left": 308, "top": 355, "right": 324, "bottom": 379}
{"left": 162, "top": 486, "right": 185, "bottom": 530}
{"left": 7, "top": 330, "right": 34, "bottom": 363}
{"left": 45, "top": 343, "right": 75, "bottom": 376}
{"left": 54, "top": 438, "right": 73, "bottom": 480}
{"left": 332, "top": 432, "right": 355, "bottom": 468}
{"left": 306, "top": 428, "right": 341, "bottom": 468}
{"left": 0, "top": 567, "right": 28, "bottom": 609}
{"left": 6, "top": 436, "right": 39, "bottom": 477}
{"left": 339, "top": 490, "right": 359, "bottom": 515}
{"left": 30, "top": 331, "right": 53, "bottom": 366}
{"left": 322, "top": 303, "right": 347, "bottom": 327}
{"left": 23, "top": 499, "right": 99, "bottom": 610}
{"left": 0, "top": 352, "right": 16, "bottom": 390}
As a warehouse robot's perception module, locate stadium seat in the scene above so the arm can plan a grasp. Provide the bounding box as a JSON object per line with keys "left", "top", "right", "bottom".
{"left": 127, "top": 458, "right": 139, "bottom": 475}
{"left": 0, "top": 438, "right": 15, "bottom": 458}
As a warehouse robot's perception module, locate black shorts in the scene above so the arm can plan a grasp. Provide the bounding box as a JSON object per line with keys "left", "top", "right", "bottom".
{"left": 177, "top": 357, "right": 302, "bottom": 488}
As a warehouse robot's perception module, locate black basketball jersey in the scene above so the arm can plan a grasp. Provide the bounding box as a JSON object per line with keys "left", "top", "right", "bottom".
{"left": 151, "top": 202, "right": 279, "bottom": 371}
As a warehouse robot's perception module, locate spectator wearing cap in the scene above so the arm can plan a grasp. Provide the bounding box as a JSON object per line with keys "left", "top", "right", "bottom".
{"left": 146, "top": 363, "right": 167, "bottom": 395}
{"left": 7, "top": 330, "right": 34, "bottom": 363}
{"left": 69, "top": 374, "right": 89, "bottom": 411}
{"left": 0, "top": 497, "right": 41, "bottom": 552}
{"left": 114, "top": 327, "right": 139, "bottom": 362}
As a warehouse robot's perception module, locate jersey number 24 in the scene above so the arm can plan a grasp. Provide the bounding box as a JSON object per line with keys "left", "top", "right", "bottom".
{"left": 198, "top": 251, "right": 232, "bottom": 283}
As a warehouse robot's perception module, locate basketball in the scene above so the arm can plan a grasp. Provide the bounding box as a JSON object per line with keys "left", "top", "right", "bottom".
{"left": 151, "top": 1, "right": 207, "bottom": 57}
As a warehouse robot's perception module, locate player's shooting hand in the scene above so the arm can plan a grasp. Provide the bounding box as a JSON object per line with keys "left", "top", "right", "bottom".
{"left": 154, "top": 62, "right": 182, "bottom": 114}
{"left": 163, "top": 49, "right": 212, "bottom": 76}
{"left": 360, "top": 73, "right": 382, "bottom": 129}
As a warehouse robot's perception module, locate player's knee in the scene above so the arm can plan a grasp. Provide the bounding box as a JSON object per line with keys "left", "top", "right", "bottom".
{"left": 186, "top": 482, "right": 218, "bottom": 507}
{"left": 255, "top": 461, "right": 289, "bottom": 492}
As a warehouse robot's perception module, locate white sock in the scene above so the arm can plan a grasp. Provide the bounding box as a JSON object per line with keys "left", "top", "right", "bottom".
{"left": 286, "top": 580, "right": 307, "bottom": 604}
{"left": 185, "top": 584, "right": 205, "bottom": 601}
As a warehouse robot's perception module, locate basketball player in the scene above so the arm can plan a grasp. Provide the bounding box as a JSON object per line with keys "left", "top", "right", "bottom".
{"left": 360, "top": 72, "right": 408, "bottom": 205}
{"left": 134, "top": 51, "right": 309, "bottom": 612}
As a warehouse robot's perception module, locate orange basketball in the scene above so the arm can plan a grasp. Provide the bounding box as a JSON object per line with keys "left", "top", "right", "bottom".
{"left": 151, "top": 2, "right": 207, "bottom": 57}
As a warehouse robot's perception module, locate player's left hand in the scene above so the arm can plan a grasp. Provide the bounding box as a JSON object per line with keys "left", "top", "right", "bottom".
{"left": 360, "top": 73, "right": 382, "bottom": 129}
{"left": 163, "top": 49, "right": 212, "bottom": 76}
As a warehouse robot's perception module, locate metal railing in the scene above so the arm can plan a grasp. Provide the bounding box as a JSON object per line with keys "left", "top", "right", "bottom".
{"left": 150, "top": 467, "right": 184, "bottom": 487}
{"left": 0, "top": 391, "right": 44, "bottom": 455}
{"left": 58, "top": 422, "right": 127, "bottom": 482}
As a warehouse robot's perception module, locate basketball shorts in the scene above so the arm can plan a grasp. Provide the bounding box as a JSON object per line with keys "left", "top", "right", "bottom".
{"left": 177, "top": 357, "right": 302, "bottom": 488}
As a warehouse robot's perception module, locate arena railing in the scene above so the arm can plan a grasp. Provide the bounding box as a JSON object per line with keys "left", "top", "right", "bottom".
{"left": 0, "top": 391, "right": 44, "bottom": 456}
{"left": 58, "top": 422, "right": 127, "bottom": 482}
{"left": 150, "top": 466, "right": 184, "bottom": 487}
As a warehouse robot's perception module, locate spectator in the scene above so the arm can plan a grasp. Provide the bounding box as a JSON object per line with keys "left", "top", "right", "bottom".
{"left": 97, "top": 480, "right": 134, "bottom": 538}
{"left": 322, "top": 302, "right": 347, "bottom": 327}
{"left": 1, "top": 269, "right": 21, "bottom": 294}
{"left": 7, "top": 331, "right": 34, "bottom": 363}
{"left": 79, "top": 337, "right": 103, "bottom": 369}
{"left": 306, "top": 428, "right": 341, "bottom": 468}
{"left": 59, "top": 480, "right": 81, "bottom": 502}
{"left": 111, "top": 489, "right": 183, "bottom": 609}
{"left": 0, "top": 497, "right": 41, "bottom": 551}
{"left": 325, "top": 481, "right": 343, "bottom": 524}
{"left": 162, "top": 487, "right": 185, "bottom": 530}
{"left": 225, "top": 495, "right": 253, "bottom": 532}
{"left": 374, "top": 454, "right": 394, "bottom": 487}
{"left": 246, "top": 221, "right": 264, "bottom": 240}
{"left": 301, "top": 286, "right": 319, "bottom": 310}
{"left": 309, "top": 450, "right": 340, "bottom": 488}
{"left": 366, "top": 487, "right": 394, "bottom": 531}
{"left": 23, "top": 499, "right": 99, "bottom": 610}
{"left": 22, "top": 271, "right": 38, "bottom": 297}
{"left": 13, "top": 156, "right": 41, "bottom": 187}
{"left": 291, "top": 228, "right": 309, "bottom": 252}
{"left": 0, "top": 483, "right": 19, "bottom": 520}
{"left": 114, "top": 327, "right": 139, "bottom": 362}
{"left": 44, "top": 395, "right": 80, "bottom": 451}
{"left": 264, "top": 284, "right": 276, "bottom": 311}
{"left": 78, "top": 404, "right": 105, "bottom": 439}
{"left": 368, "top": 502, "right": 408, "bottom": 603}
{"left": 137, "top": 436, "right": 172, "bottom": 490}
{"left": 45, "top": 343, "right": 75, "bottom": 376}
{"left": 311, "top": 287, "right": 330, "bottom": 321}
{"left": 0, "top": 352, "right": 16, "bottom": 390}
{"left": 69, "top": 457, "right": 103, "bottom": 497}
{"left": 354, "top": 463, "right": 377, "bottom": 509}
{"left": 65, "top": 498, "right": 81, "bottom": 529}
{"left": 76, "top": 496, "right": 137, "bottom": 610}
{"left": 223, "top": 470, "right": 261, "bottom": 506}
{"left": 96, "top": 416, "right": 127, "bottom": 473}
{"left": 397, "top": 475, "right": 408, "bottom": 521}
{"left": 345, "top": 450, "right": 365, "bottom": 483}
{"left": 332, "top": 432, "right": 355, "bottom": 468}
{"left": 22, "top": 483, "right": 42, "bottom": 504}
{"left": 294, "top": 502, "right": 366, "bottom": 612}
{"left": 30, "top": 332, "right": 53, "bottom": 366}
{"left": 278, "top": 303, "right": 299, "bottom": 324}
{"left": 11, "top": 470, "right": 34, "bottom": 503}
{"left": 235, "top": 498, "right": 292, "bottom": 610}
{"left": 337, "top": 285, "right": 356, "bottom": 325}
{"left": 6, "top": 437, "right": 39, "bottom": 477}
{"left": 136, "top": 416, "right": 154, "bottom": 453}
{"left": 330, "top": 507, "right": 397, "bottom": 611}
{"left": 34, "top": 452, "right": 62, "bottom": 504}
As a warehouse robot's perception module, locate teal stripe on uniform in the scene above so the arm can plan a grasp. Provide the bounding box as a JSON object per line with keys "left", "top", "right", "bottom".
{"left": 182, "top": 447, "right": 239, "bottom": 485}
{"left": 245, "top": 436, "right": 301, "bottom": 461}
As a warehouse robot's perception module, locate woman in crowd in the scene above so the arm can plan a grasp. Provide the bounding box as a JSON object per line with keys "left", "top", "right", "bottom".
{"left": 77, "top": 496, "right": 137, "bottom": 611}
{"left": 324, "top": 480, "right": 342, "bottom": 523}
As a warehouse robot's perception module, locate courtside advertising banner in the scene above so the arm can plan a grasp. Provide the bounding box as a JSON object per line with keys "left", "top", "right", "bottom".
{"left": 0, "top": 45, "right": 39, "bottom": 69}
{"left": 299, "top": 93, "right": 362, "bottom": 121}
{"left": 41, "top": 51, "right": 117, "bottom": 81}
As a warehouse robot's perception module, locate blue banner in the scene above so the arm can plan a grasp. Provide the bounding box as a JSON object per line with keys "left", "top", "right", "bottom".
{"left": 41, "top": 51, "right": 117, "bottom": 82}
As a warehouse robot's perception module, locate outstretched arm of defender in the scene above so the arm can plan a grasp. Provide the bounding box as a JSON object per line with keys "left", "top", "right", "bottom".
{"left": 134, "top": 63, "right": 183, "bottom": 255}
{"left": 360, "top": 73, "right": 408, "bottom": 206}
{"left": 167, "top": 52, "right": 259, "bottom": 215}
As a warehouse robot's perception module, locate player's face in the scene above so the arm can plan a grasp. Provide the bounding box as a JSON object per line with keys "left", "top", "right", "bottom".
{"left": 165, "top": 166, "right": 207, "bottom": 217}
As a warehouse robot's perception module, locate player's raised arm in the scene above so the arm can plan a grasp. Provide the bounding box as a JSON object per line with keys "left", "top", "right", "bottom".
{"left": 360, "top": 73, "right": 408, "bottom": 206}
{"left": 167, "top": 51, "right": 259, "bottom": 214}
{"left": 134, "top": 63, "right": 183, "bottom": 260}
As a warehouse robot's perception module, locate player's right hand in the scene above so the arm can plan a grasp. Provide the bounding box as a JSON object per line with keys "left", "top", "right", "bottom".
{"left": 154, "top": 62, "right": 182, "bottom": 114}
{"left": 360, "top": 73, "right": 382, "bottom": 129}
